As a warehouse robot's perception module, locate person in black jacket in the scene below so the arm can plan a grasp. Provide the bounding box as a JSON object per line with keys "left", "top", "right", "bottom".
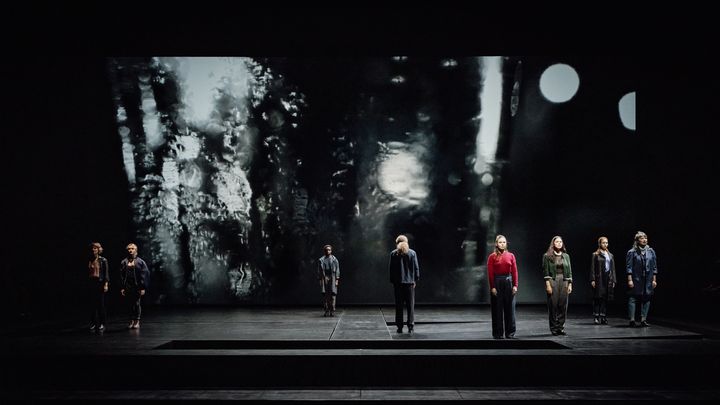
{"left": 388, "top": 235, "right": 420, "bottom": 335}
{"left": 120, "top": 243, "right": 150, "bottom": 329}
{"left": 87, "top": 242, "right": 109, "bottom": 332}
{"left": 590, "top": 236, "right": 616, "bottom": 325}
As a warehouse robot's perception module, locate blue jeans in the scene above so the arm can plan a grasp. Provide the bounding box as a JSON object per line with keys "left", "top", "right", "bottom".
{"left": 628, "top": 296, "right": 651, "bottom": 321}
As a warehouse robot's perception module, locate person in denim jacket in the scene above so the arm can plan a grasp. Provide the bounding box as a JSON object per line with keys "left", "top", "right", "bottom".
{"left": 626, "top": 231, "right": 658, "bottom": 327}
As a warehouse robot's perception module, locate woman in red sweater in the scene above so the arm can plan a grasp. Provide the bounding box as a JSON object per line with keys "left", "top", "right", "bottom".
{"left": 487, "top": 235, "right": 519, "bottom": 339}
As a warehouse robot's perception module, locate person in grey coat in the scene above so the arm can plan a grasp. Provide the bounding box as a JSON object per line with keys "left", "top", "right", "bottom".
{"left": 317, "top": 245, "right": 340, "bottom": 317}
{"left": 626, "top": 231, "right": 658, "bottom": 327}
{"left": 389, "top": 235, "right": 420, "bottom": 335}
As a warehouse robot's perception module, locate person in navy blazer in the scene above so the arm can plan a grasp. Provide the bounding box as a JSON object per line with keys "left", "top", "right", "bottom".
{"left": 389, "top": 235, "right": 420, "bottom": 335}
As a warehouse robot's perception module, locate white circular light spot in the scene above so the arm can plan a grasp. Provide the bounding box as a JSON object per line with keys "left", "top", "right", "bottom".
{"left": 480, "top": 173, "right": 494, "bottom": 186}
{"left": 619, "top": 91, "right": 636, "bottom": 131}
{"left": 539, "top": 63, "right": 580, "bottom": 103}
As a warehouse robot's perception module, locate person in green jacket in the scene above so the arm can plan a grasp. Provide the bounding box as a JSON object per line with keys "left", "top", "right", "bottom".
{"left": 543, "top": 236, "right": 573, "bottom": 335}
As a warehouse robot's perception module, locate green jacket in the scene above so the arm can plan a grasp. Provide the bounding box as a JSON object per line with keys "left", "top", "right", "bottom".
{"left": 542, "top": 253, "right": 573, "bottom": 283}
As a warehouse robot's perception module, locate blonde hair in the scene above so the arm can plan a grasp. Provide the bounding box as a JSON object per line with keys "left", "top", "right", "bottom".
{"left": 494, "top": 234, "right": 507, "bottom": 256}
{"left": 90, "top": 242, "right": 103, "bottom": 255}
{"left": 595, "top": 236, "right": 609, "bottom": 255}
{"left": 397, "top": 241, "right": 410, "bottom": 255}
{"left": 395, "top": 235, "right": 408, "bottom": 244}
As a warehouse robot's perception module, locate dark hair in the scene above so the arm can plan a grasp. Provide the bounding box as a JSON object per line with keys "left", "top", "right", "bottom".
{"left": 545, "top": 236, "right": 566, "bottom": 257}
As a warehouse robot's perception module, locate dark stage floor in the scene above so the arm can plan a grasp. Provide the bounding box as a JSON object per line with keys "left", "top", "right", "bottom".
{"left": 2, "top": 305, "right": 720, "bottom": 401}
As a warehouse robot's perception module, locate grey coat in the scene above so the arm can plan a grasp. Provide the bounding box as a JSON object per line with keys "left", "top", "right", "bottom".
{"left": 318, "top": 255, "right": 340, "bottom": 295}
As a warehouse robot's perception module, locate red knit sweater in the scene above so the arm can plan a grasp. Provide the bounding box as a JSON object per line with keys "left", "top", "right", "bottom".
{"left": 487, "top": 251, "right": 519, "bottom": 289}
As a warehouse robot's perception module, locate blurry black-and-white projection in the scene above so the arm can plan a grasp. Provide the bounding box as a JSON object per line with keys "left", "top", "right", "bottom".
{"left": 108, "top": 57, "right": 520, "bottom": 304}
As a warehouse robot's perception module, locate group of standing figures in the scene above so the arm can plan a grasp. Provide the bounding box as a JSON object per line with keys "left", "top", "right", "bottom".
{"left": 319, "top": 231, "right": 658, "bottom": 338}
{"left": 475, "top": 231, "right": 657, "bottom": 338}
{"left": 318, "top": 235, "right": 420, "bottom": 334}
{"left": 85, "top": 232, "right": 657, "bottom": 337}
{"left": 86, "top": 242, "right": 150, "bottom": 332}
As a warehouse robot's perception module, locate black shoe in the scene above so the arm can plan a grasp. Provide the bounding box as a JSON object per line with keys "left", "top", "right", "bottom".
{"left": 505, "top": 335, "right": 517, "bottom": 339}
{"left": 330, "top": 312, "right": 335, "bottom": 317}
{"left": 493, "top": 335, "right": 503, "bottom": 339}
{"left": 89, "top": 324, "right": 96, "bottom": 331}
{"left": 640, "top": 320, "right": 649, "bottom": 327}
{"left": 557, "top": 330, "right": 566, "bottom": 335}
{"left": 97, "top": 324, "right": 105, "bottom": 332}
{"left": 396, "top": 328, "right": 403, "bottom": 333}
{"left": 600, "top": 317, "right": 608, "bottom": 325}
{"left": 551, "top": 331, "right": 559, "bottom": 336}
{"left": 594, "top": 317, "right": 600, "bottom": 325}
{"left": 629, "top": 320, "right": 636, "bottom": 327}
{"left": 408, "top": 328, "right": 414, "bottom": 336}
{"left": 323, "top": 311, "right": 329, "bottom": 317}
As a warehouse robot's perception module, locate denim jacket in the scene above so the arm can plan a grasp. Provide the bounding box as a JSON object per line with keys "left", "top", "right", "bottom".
{"left": 626, "top": 247, "right": 658, "bottom": 296}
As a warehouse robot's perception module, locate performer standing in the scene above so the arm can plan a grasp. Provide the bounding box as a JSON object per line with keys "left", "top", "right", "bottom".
{"left": 389, "top": 235, "right": 420, "bottom": 335}
{"left": 317, "top": 244, "right": 340, "bottom": 317}
{"left": 626, "top": 231, "right": 658, "bottom": 327}
{"left": 543, "top": 236, "right": 573, "bottom": 335}
{"left": 487, "top": 235, "right": 519, "bottom": 339}
{"left": 119, "top": 243, "right": 150, "bottom": 329}
{"left": 87, "top": 242, "right": 109, "bottom": 332}
{"left": 590, "top": 236, "right": 616, "bottom": 325}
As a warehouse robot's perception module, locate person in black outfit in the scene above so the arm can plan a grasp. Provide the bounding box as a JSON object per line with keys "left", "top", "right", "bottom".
{"left": 590, "top": 236, "right": 616, "bottom": 325}
{"left": 119, "top": 243, "right": 150, "bottom": 329}
{"left": 87, "top": 242, "right": 109, "bottom": 332}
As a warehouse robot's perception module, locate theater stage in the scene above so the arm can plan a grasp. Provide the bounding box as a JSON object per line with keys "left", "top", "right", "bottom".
{"left": 2, "top": 305, "right": 720, "bottom": 401}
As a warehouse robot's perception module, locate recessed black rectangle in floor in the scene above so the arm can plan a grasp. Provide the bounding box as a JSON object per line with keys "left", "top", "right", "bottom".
{"left": 154, "top": 339, "right": 570, "bottom": 350}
